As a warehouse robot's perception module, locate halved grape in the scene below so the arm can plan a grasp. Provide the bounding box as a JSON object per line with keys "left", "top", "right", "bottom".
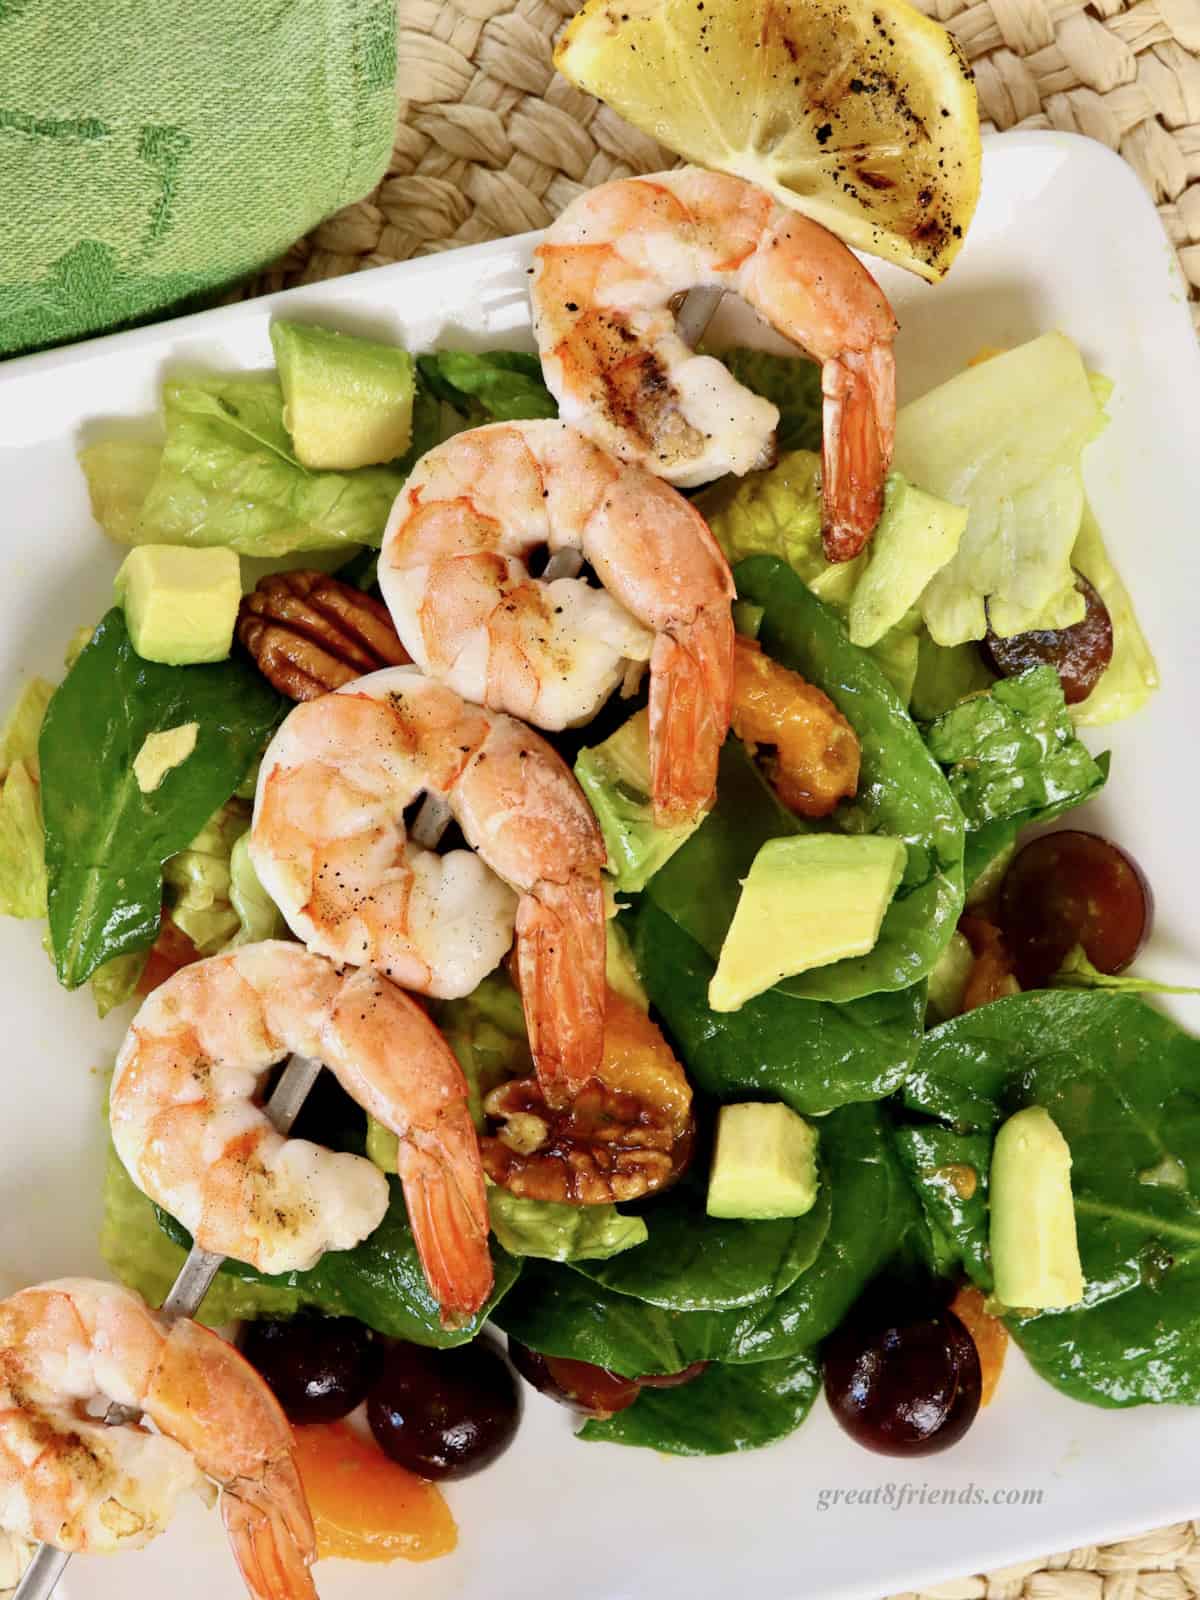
{"left": 983, "top": 573, "right": 1113, "bottom": 704}
{"left": 996, "top": 830, "right": 1152, "bottom": 988}
{"left": 239, "top": 1316, "right": 382, "bottom": 1425}
{"left": 507, "top": 1340, "right": 641, "bottom": 1418}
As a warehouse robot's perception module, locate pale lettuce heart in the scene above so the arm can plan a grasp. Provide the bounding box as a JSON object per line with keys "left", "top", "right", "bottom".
{"left": 895, "top": 333, "right": 1105, "bottom": 647}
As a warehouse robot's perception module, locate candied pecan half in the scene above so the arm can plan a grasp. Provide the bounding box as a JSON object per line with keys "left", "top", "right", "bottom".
{"left": 481, "top": 991, "right": 694, "bottom": 1204}
{"left": 237, "top": 570, "right": 408, "bottom": 700}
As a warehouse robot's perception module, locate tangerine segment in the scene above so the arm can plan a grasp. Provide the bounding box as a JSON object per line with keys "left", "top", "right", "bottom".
{"left": 950, "top": 1285, "right": 1008, "bottom": 1407}
{"left": 293, "top": 1420, "right": 457, "bottom": 1563}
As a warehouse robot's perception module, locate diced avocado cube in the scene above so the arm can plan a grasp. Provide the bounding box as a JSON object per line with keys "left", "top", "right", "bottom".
{"left": 989, "top": 1106, "right": 1085, "bottom": 1310}
{"left": 114, "top": 545, "right": 241, "bottom": 666}
{"left": 132, "top": 723, "right": 199, "bottom": 793}
{"left": 848, "top": 477, "right": 968, "bottom": 648}
{"left": 271, "top": 321, "right": 415, "bottom": 470}
{"left": 708, "top": 833, "right": 907, "bottom": 1012}
{"left": 575, "top": 709, "right": 703, "bottom": 892}
{"left": 707, "top": 1102, "right": 819, "bottom": 1220}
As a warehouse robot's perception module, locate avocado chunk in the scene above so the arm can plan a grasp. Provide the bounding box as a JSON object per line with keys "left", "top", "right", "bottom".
{"left": 133, "top": 723, "right": 199, "bottom": 793}
{"left": 114, "top": 545, "right": 241, "bottom": 666}
{"left": 271, "top": 321, "right": 415, "bottom": 470}
{"left": 989, "top": 1106, "right": 1085, "bottom": 1310}
{"left": 707, "top": 1102, "right": 820, "bottom": 1220}
{"left": 848, "top": 477, "right": 968, "bottom": 649}
{"left": 926, "top": 929, "right": 973, "bottom": 1024}
{"left": 708, "top": 833, "right": 907, "bottom": 1011}
{"left": 575, "top": 709, "right": 704, "bottom": 892}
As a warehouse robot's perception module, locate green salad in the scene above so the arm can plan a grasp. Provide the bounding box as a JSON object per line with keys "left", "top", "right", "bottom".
{"left": 2, "top": 313, "right": 1192, "bottom": 1480}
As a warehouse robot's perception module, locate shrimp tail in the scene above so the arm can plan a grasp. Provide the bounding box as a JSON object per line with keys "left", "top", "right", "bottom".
{"left": 396, "top": 1115, "right": 494, "bottom": 1327}
{"left": 220, "top": 1462, "right": 318, "bottom": 1600}
{"left": 648, "top": 602, "right": 734, "bottom": 825}
{"left": 820, "top": 345, "right": 896, "bottom": 564}
{"left": 515, "top": 874, "right": 606, "bottom": 1104}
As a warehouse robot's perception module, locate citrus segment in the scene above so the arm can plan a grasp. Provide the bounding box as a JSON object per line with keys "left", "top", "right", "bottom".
{"left": 293, "top": 1421, "right": 457, "bottom": 1564}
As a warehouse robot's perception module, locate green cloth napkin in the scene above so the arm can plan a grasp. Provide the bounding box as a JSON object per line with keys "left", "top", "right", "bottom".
{"left": 0, "top": 0, "right": 395, "bottom": 358}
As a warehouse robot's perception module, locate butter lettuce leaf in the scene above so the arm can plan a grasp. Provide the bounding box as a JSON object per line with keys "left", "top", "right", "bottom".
{"left": 923, "top": 665, "right": 1106, "bottom": 831}
{"left": 896, "top": 334, "right": 1106, "bottom": 645}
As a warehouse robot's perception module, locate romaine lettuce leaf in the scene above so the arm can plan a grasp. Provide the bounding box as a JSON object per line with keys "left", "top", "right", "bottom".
{"left": 910, "top": 634, "right": 996, "bottom": 721}
{"left": 0, "top": 679, "right": 54, "bottom": 775}
{"left": 90, "top": 950, "right": 149, "bottom": 1019}
{"left": 1070, "top": 504, "right": 1159, "bottom": 726}
{"left": 0, "top": 763, "right": 46, "bottom": 919}
{"left": 896, "top": 334, "right": 1106, "bottom": 645}
{"left": 923, "top": 665, "right": 1106, "bottom": 831}
{"left": 699, "top": 451, "right": 959, "bottom": 702}
{"left": 84, "top": 374, "right": 435, "bottom": 558}
{"left": 163, "top": 801, "right": 284, "bottom": 955}
{"left": 79, "top": 442, "right": 162, "bottom": 545}
{"left": 435, "top": 971, "right": 532, "bottom": 1130}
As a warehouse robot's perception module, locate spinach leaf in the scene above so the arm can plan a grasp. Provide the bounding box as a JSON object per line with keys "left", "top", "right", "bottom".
{"left": 635, "top": 901, "right": 924, "bottom": 1116}
{"left": 719, "top": 348, "right": 822, "bottom": 453}
{"left": 490, "top": 1261, "right": 698, "bottom": 1376}
{"left": 891, "top": 1125, "right": 992, "bottom": 1288}
{"left": 159, "top": 1175, "right": 521, "bottom": 1348}
{"left": 492, "top": 1103, "right": 913, "bottom": 1372}
{"left": 579, "top": 1350, "right": 821, "bottom": 1455}
{"left": 416, "top": 351, "right": 556, "bottom": 422}
{"left": 40, "top": 610, "right": 284, "bottom": 987}
{"left": 699, "top": 1102, "right": 918, "bottom": 1362}
{"left": 905, "top": 991, "right": 1200, "bottom": 1405}
{"left": 652, "top": 559, "right": 964, "bottom": 1001}
{"left": 924, "top": 666, "right": 1106, "bottom": 830}
{"left": 569, "top": 1171, "right": 832, "bottom": 1311}
{"left": 962, "top": 751, "right": 1111, "bottom": 892}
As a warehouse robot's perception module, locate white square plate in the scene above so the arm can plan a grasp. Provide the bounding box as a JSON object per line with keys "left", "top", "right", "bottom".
{"left": 2, "top": 130, "right": 1199, "bottom": 1600}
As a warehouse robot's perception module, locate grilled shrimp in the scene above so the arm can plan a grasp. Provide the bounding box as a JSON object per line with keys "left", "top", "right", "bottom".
{"left": 0, "top": 1278, "right": 316, "bottom": 1598}
{"left": 379, "top": 419, "right": 735, "bottom": 823}
{"left": 531, "top": 167, "right": 898, "bottom": 561}
{"left": 250, "top": 670, "right": 607, "bottom": 1099}
{"left": 109, "top": 942, "right": 492, "bottom": 1323}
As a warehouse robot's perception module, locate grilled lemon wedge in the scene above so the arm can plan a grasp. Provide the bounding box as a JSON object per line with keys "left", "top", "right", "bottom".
{"left": 555, "top": 0, "right": 981, "bottom": 281}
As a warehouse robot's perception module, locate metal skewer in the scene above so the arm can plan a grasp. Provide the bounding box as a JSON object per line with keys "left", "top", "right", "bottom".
{"left": 13, "top": 287, "right": 728, "bottom": 1600}
{"left": 13, "top": 1052, "right": 325, "bottom": 1600}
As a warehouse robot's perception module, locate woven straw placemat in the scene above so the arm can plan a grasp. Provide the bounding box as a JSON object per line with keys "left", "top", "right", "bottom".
{"left": 249, "top": 2, "right": 1199, "bottom": 1595}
